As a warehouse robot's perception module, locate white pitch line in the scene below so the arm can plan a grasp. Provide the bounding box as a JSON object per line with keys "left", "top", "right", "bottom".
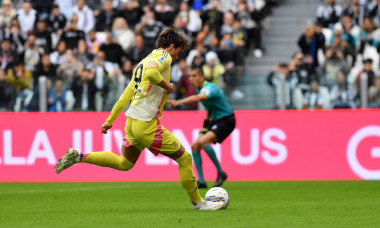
{"left": 0, "top": 185, "right": 133, "bottom": 195}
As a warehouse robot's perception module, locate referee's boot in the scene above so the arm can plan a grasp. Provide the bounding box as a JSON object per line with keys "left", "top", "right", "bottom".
{"left": 197, "top": 181, "right": 207, "bottom": 189}
{"left": 213, "top": 172, "right": 227, "bottom": 187}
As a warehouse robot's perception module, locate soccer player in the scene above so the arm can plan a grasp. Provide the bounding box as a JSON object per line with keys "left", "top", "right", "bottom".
{"left": 55, "top": 29, "right": 223, "bottom": 210}
{"left": 168, "top": 65, "right": 235, "bottom": 188}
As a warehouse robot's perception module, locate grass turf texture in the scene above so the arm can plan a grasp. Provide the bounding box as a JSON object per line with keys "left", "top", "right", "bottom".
{"left": 0, "top": 181, "right": 379, "bottom": 228}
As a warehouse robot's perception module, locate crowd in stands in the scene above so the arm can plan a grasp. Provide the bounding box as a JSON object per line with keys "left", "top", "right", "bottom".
{"left": 0, "top": 0, "right": 276, "bottom": 112}
{"left": 267, "top": 0, "right": 380, "bottom": 109}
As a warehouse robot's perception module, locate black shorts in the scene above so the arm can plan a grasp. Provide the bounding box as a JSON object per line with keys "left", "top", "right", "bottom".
{"left": 202, "top": 114, "right": 236, "bottom": 143}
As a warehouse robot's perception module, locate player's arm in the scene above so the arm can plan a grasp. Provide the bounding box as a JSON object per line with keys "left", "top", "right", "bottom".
{"left": 169, "top": 94, "right": 207, "bottom": 107}
{"left": 101, "top": 85, "right": 134, "bottom": 134}
{"left": 146, "top": 61, "right": 174, "bottom": 93}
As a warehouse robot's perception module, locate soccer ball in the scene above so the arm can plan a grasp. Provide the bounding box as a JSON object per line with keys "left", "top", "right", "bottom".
{"left": 205, "top": 187, "right": 229, "bottom": 209}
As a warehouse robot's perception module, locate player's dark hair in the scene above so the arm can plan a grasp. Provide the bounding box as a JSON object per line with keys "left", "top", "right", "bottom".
{"left": 189, "top": 65, "right": 204, "bottom": 76}
{"left": 156, "top": 28, "right": 190, "bottom": 51}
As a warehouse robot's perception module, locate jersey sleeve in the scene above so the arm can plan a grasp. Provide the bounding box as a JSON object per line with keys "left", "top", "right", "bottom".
{"left": 149, "top": 51, "right": 172, "bottom": 72}
{"left": 199, "top": 85, "right": 216, "bottom": 100}
{"left": 105, "top": 84, "right": 134, "bottom": 126}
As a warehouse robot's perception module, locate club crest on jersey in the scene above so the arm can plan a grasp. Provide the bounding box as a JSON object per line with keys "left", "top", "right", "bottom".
{"left": 158, "top": 57, "right": 165, "bottom": 64}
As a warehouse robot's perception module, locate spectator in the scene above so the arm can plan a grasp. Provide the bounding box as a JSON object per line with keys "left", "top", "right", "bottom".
{"left": 125, "top": 34, "right": 150, "bottom": 65}
{"left": 185, "top": 1, "right": 203, "bottom": 38}
{"left": 358, "top": 16, "right": 379, "bottom": 55}
{"left": 73, "top": 0, "right": 95, "bottom": 33}
{"left": 316, "top": 0, "right": 342, "bottom": 28}
{"left": 303, "top": 78, "right": 324, "bottom": 109}
{"left": 0, "top": 39, "right": 17, "bottom": 71}
{"left": 330, "top": 70, "right": 356, "bottom": 108}
{"left": 16, "top": 0, "right": 37, "bottom": 36}
{"left": 47, "top": 5, "right": 67, "bottom": 35}
{"left": 76, "top": 39, "right": 91, "bottom": 66}
{"left": 369, "top": 76, "right": 380, "bottom": 108}
{"left": 50, "top": 40, "right": 67, "bottom": 66}
{"left": 368, "top": 0, "right": 380, "bottom": 26}
{"left": 236, "top": 0, "right": 263, "bottom": 58}
{"left": 48, "top": 77, "right": 75, "bottom": 112}
{"left": 33, "top": 53, "right": 57, "bottom": 88}
{"left": 85, "top": 50, "right": 110, "bottom": 104}
{"left": 61, "top": 14, "right": 86, "bottom": 50}
{"left": 334, "top": 14, "right": 360, "bottom": 51}
{"left": 33, "top": 0, "right": 54, "bottom": 18}
{"left": 220, "top": 12, "right": 235, "bottom": 38}
{"left": 231, "top": 20, "right": 248, "bottom": 60}
{"left": 54, "top": 0, "right": 77, "bottom": 20}
{"left": 111, "top": 17, "right": 135, "bottom": 52}
{"left": 8, "top": 18, "right": 25, "bottom": 55}
{"left": 177, "top": 2, "right": 190, "bottom": 28}
{"left": 173, "top": 14, "right": 191, "bottom": 40}
{"left": 118, "top": 0, "right": 143, "bottom": 29}
{"left": 203, "top": 51, "right": 225, "bottom": 89}
{"left": 57, "top": 49, "right": 84, "bottom": 88}
{"left": 176, "top": 58, "right": 198, "bottom": 110}
{"left": 355, "top": 58, "right": 376, "bottom": 99}
{"left": 134, "top": 10, "right": 165, "bottom": 50}
{"left": 195, "top": 24, "right": 219, "bottom": 51}
{"left": 86, "top": 29, "right": 103, "bottom": 56}
{"left": 329, "top": 28, "right": 355, "bottom": 65}
{"left": 0, "top": 0, "right": 16, "bottom": 29}
{"left": 219, "top": 0, "right": 238, "bottom": 13}
{"left": 171, "top": 58, "right": 187, "bottom": 96}
{"left": 0, "top": 69, "right": 17, "bottom": 111}
{"left": 22, "top": 33, "right": 44, "bottom": 72}
{"left": 200, "top": 0, "right": 224, "bottom": 37}
{"left": 343, "top": 0, "right": 360, "bottom": 25}
{"left": 187, "top": 42, "right": 206, "bottom": 67}
{"left": 6, "top": 61, "right": 32, "bottom": 93}
{"left": 103, "top": 66, "right": 124, "bottom": 111}
{"left": 291, "top": 51, "right": 315, "bottom": 94}
{"left": 267, "top": 63, "right": 299, "bottom": 109}
{"left": 297, "top": 24, "right": 325, "bottom": 67}
{"left": 153, "top": 0, "right": 176, "bottom": 26}
{"left": 95, "top": 0, "right": 119, "bottom": 32}
{"left": 34, "top": 17, "right": 52, "bottom": 53}
{"left": 99, "top": 32, "right": 124, "bottom": 67}
{"left": 121, "top": 58, "right": 133, "bottom": 83}
{"left": 218, "top": 32, "right": 245, "bottom": 99}
{"left": 71, "top": 68, "right": 97, "bottom": 111}
{"left": 320, "top": 47, "right": 349, "bottom": 90}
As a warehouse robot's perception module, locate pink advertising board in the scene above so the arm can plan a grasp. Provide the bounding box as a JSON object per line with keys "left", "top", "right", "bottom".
{"left": 0, "top": 110, "right": 380, "bottom": 182}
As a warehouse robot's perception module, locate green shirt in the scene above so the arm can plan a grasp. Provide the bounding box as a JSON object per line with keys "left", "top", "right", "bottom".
{"left": 196, "top": 81, "right": 234, "bottom": 121}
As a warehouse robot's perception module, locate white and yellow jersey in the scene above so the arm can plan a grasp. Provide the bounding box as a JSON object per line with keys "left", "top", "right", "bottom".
{"left": 125, "top": 49, "right": 172, "bottom": 121}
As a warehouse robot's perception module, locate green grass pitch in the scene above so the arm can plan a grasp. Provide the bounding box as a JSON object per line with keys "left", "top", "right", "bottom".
{"left": 0, "top": 181, "right": 379, "bottom": 228}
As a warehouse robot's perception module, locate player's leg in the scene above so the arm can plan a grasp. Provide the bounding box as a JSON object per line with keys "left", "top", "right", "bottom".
{"left": 191, "top": 131, "right": 218, "bottom": 188}
{"left": 56, "top": 117, "right": 143, "bottom": 174}
{"left": 164, "top": 145, "right": 202, "bottom": 204}
{"left": 203, "top": 144, "right": 226, "bottom": 177}
{"left": 164, "top": 147, "right": 222, "bottom": 210}
{"left": 55, "top": 144, "right": 142, "bottom": 174}
{"left": 80, "top": 144, "right": 141, "bottom": 170}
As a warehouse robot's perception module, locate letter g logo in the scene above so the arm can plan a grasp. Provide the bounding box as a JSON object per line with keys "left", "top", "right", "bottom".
{"left": 347, "top": 126, "right": 380, "bottom": 179}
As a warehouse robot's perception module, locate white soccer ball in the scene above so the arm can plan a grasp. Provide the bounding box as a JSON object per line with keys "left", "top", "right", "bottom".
{"left": 205, "top": 187, "right": 229, "bottom": 209}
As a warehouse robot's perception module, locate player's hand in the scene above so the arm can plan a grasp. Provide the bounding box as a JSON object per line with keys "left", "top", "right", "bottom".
{"left": 203, "top": 118, "right": 210, "bottom": 128}
{"left": 166, "top": 83, "right": 175, "bottom": 94}
{"left": 168, "top": 99, "right": 180, "bottom": 107}
{"left": 101, "top": 123, "right": 112, "bottom": 134}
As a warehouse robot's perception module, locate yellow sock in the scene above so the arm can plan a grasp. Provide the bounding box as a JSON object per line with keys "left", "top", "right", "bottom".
{"left": 81, "top": 151, "right": 134, "bottom": 171}
{"left": 175, "top": 151, "right": 203, "bottom": 204}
